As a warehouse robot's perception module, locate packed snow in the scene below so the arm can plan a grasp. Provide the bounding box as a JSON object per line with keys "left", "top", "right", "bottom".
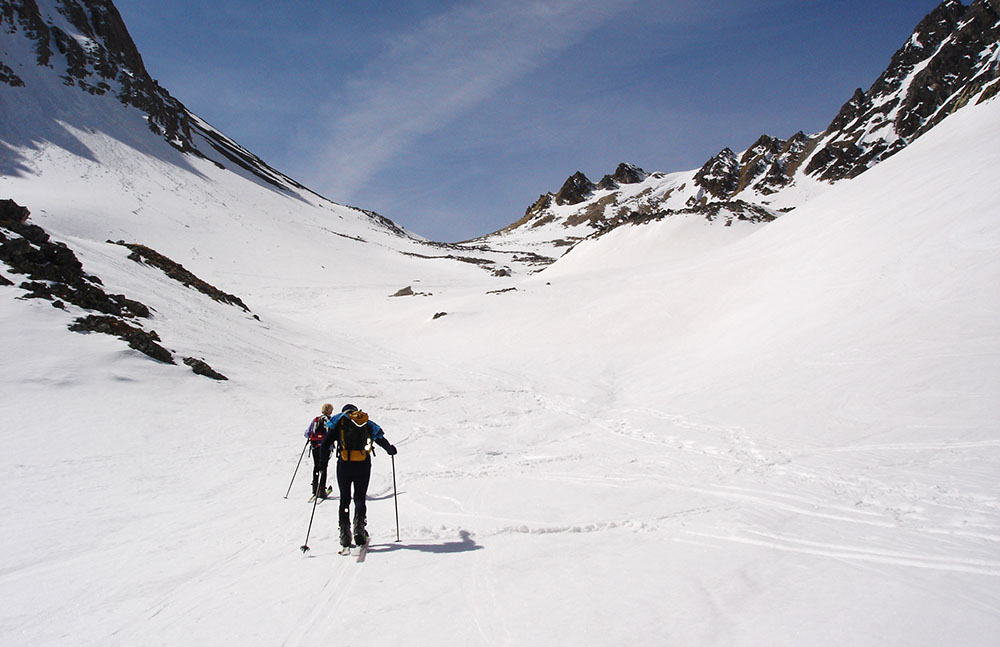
{"left": 2, "top": 61, "right": 1000, "bottom": 647}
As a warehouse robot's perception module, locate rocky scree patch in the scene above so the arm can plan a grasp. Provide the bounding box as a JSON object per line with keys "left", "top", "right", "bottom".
{"left": 0, "top": 199, "right": 228, "bottom": 379}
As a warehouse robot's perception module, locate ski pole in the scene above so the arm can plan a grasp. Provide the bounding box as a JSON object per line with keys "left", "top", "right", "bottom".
{"left": 284, "top": 439, "right": 310, "bottom": 499}
{"left": 300, "top": 484, "right": 321, "bottom": 554}
{"left": 391, "top": 454, "right": 400, "bottom": 542}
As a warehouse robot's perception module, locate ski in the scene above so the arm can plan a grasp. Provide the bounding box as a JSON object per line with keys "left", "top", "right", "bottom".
{"left": 308, "top": 486, "right": 333, "bottom": 503}
{"left": 356, "top": 542, "right": 368, "bottom": 562}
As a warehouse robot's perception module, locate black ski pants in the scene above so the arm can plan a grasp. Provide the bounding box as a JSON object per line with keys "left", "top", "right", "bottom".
{"left": 336, "top": 459, "right": 371, "bottom": 532}
{"left": 311, "top": 446, "right": 329, "bottom": 496}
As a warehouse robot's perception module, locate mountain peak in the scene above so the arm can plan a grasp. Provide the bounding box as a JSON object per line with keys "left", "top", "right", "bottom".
{"left": 598, "top": 163, "right": 647, "bottom": 190}
{"left": 0, "top": 0, "right": 338, "bottom": 198}
{"left": 805, "top": 0, "right": 999, "bottom": 181}
{"left": 2, "top": 0, "right": 192, "bottom": 149}
{"left": 554, "top": 171, "right": 596, "bottom": 206}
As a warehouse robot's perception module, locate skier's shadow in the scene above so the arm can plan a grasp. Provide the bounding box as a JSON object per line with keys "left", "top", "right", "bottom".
{"left": 367, "top": 529, "right": 483, "bottom": 554}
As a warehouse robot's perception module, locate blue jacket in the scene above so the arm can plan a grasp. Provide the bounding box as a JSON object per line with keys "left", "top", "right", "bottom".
{"left": 318, "top": 412, "right": 390, "bottom": 460}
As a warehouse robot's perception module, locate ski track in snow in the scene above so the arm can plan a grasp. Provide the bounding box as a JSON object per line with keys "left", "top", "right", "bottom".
{"left": 390, "top": 363, "right": 1000, "bottom": 598}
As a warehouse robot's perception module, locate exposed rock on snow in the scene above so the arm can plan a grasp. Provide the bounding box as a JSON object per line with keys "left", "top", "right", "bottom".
{"left": 390, "top": 285, "right": 431, "bottom": 297}
{"left": 554, "top": 171, "right": 597, "bottom": 206}
{"left": 806, "top": 0, "right": 1000, "bottom": 181}
{"left": 490, "top": 0, "right": 1000, "bottom": 252}
{"left": 598, "top": 162, "right": 647, "bottom": 190}
{"left": 182, "top": 356, "right": 228, "bottom": 381}
{"left": 69, "top": 314, "right": 173, "bottom": 363}
{"left": 1, "top": 200, "right": 233, "bottom": 373}
{"left": 1, "top": 200, "right": 149, "bottom": 318}
{"left": 109, "top": 240, "right": 250, "bottom": 312}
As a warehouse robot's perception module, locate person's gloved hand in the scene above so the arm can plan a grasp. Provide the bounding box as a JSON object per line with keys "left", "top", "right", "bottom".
{"left": 375, "top": 437, "right": 398, "bottom": 455}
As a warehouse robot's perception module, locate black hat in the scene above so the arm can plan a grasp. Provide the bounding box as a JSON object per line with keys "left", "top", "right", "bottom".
{"left": 342, "top": 403, "right": 358, "bottom": 413}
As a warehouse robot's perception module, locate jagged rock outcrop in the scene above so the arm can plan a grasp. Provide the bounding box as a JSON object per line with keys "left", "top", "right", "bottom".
{"left": 1, "top": 199, "right": 150, "bottom": 318}
{"left": 693, "top": 148, "right": 740, "bottom": 200}
{"left": 691, "top": 131, "right": 817, "bottom": 204}
{"left": 495, "top": 0, "right": 998, "bottom": 251}
{"left": 109, "top": 240, "right": 251, "bottom": 312}
{"left": 598, "top": 163, "right": 647, "bottom": 189}
{"left": 69, "top": 314, "right": 173, "bottom": 364}
{"left": 0, "top": 0, "right": 375, "bottom": 201}
{"left": 554, "top": 172, "right": 597, "bottom": 206}
{"left": 1, "top": 199, "right": 229, "bottom": 377}
{"left": 183, "top": 356, "right": 227, "bottom": 381}
{"left": 805, "top": 0, "right": 1000, "bottom": 181}
{"left": 1, "top": 0, "right": 195, "bottom": 148}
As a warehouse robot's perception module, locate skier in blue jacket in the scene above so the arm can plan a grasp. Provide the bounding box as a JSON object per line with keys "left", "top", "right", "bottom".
{"left": 319, "top": 404, "right": 397, "bottom": 549}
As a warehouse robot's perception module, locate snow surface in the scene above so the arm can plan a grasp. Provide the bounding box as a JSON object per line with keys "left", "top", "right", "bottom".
{"left": 2, "top": 61, "right": 1000, "bottom": 647}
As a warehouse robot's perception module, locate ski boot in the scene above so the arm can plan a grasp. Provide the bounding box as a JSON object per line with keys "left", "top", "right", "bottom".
{"left": 339, "top": 506, "right": 352, "bottom": 547}
{"left": 353, "top": 511, "right": 369, "bottom": 546}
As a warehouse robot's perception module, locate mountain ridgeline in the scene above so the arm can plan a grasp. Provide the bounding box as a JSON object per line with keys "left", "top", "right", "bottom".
{"left": 502, "top": 0, "right": 999, "bottom": 245}
{"left": 0, "top": 0, "right": 299, "bottom": 190}
{"left": 0, "top": 0, "right": 409, "bottom": 236}
{"left": 2, "top": 0, "right": 999, "bottom": 248}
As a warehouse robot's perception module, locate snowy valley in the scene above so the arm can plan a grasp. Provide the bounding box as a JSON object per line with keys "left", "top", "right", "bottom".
{"left": 1, "top": 1, "right": 999, "bottom": 646}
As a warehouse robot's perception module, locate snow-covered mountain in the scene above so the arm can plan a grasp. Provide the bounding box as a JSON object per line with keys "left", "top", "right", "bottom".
{"left": 2, "top": 1, "right": 999, "bottom": 646}
{"left": 1, "top": 0, "right": 563, "bottom": 374}
{"left": 488, "top": 0, "right": 1000, "bottom": 253}
{"left": 0, "top": 0, "right": 326, "bottom": 197}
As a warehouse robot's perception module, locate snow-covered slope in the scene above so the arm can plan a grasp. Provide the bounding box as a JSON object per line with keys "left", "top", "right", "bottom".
{"left": 2, "top": 1, "right": 999, "bottom": 646}
{"left": 485, "top": 0, "right": 1000, "bottom": 255}
{"left": 321, "top": 94, "right": 1000, "bottom": 647}
{"left": 0, "top": 0, "right": 544, "bottom": 312}
{"left": 3, "top": 82, "right": 999, "bottom": 647}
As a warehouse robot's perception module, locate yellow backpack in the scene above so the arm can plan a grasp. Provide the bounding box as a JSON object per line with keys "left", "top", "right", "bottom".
{"left": 339, "top": 410, "right": 372, "bottom": 461}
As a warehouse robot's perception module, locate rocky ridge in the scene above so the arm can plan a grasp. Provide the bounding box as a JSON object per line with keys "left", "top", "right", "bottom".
{"left": 0, "top": 0, "right": 408, "bottom": 228}
{"left": 0, "top": 198, "right": 233, "bottom": 378}
{"left": 491, "top": 0, "right": 999, "bottom": 250}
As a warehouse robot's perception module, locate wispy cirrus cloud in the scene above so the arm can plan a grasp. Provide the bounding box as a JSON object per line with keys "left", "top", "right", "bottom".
{"left": 303, "top": 0, "right": 638, "bottom": 202}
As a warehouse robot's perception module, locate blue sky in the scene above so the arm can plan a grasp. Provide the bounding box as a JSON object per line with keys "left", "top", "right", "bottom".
{"left": 114, "top": 0, "right": 942, "bottom": 242}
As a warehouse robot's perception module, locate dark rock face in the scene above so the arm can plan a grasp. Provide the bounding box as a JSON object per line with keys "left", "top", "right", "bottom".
{"left": 1, "top": 0, "right": 194, "bottom": 147}
{"left": 183, "top": 356, "right": 227, "bottom": 381}
{"left": 1, "top": 200, "right": 150, "bottom": 318}
{"left": 0, "top": 198, "right": 30, "bottom": 224}
{"left": 69, "top": 314, "right": 173, "bottom": 363}
{"left": 109, "top": 240, "right": 251, "bottom": 311}
{"left": 694, "top": 148, "right": 740, "bottom": 199}
{"left": 686, "top": 0, "right": 999, "bottom": 198}
{"left": 0, "top": 60, "right": 24, "bottom": 86}
{"left": 603, "top": 200, "right": 778, "bottom": 236}
{"left": 806, "top": 0, "right": 1000, "bottom": 181}
{"left": 611, "top": 162, "right": 646, "bottom": 185}
{"left": 527, "top": 193, "right": 553, "bottom": 215}
{"left": 690, "top": 130, "right": 818, "bottom": 202}
{"left": 598, "top": 163, "right": 647, "bottom": 189}
{"left": 554, "top": 172, "right": 596, "bottom": 206}
{"left": 1, "top": 199, "right": 231, "bottom": 377}
{"left": 0, "top": 0, "right": 352, "bottom": 200}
